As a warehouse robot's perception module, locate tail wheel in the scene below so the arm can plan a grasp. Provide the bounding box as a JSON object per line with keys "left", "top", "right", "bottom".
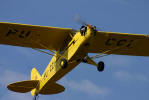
{"left": 60, "top": 59, "right": 68, "bottom": 69}
{"left": 97, "top": 61, "right": 104, "bottom": 72}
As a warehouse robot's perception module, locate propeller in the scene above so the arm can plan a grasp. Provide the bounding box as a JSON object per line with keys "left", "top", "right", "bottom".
{"left": 74, "top": 15, "right": 108, "bottom": 32}
{"left": 74, "top": 15, "right": 112, "bottom": 60}
{"left": 74, "top": 15, "right": 87, "bottom": 26}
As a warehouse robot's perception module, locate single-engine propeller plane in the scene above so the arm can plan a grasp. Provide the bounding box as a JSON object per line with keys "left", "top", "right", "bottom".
{"left": 0, "top": 22, "right": 149, "bottom": 99}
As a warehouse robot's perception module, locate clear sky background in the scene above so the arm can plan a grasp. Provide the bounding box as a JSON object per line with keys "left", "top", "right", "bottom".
{"left": 0, "top": 0, "right": 149, "bottom": 100}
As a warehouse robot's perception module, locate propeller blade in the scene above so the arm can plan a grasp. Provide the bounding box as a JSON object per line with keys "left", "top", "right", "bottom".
{"left": 74, "top": 15, "right": 87, "bottom": 25}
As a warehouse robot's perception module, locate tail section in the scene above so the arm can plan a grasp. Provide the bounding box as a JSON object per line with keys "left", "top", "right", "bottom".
{"left": 7, "top": 68, "right": 40, "bottom": 95}
{"left": 7, "top": 68, "right": 65, "bottom": 95}
{"left": 31, "top": 68, "right": 41, "bottom": 96}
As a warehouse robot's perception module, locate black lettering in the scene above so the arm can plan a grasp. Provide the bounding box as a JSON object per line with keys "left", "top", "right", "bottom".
{"left": 44, "top": 73, "right": 46, "bottom": 77}
{"left": 105, "top": 38, "right": 116, "bottom": 46}
{"left": 127, "top": 40, "right": 134, "bottom": 47}
{"left": 19, "top": 31, "right": 25, "bottom": 38}
{"left": 106, "top": 38, "right": 134, "bottom": 48}
{"left": 117, "top": 39, "right": 127, "bottom": 46}
{"left": 25, "top": 31, "right": 31, "bottom": 37}
{"left": 19, "top": 31, "right": 31, "bottom": 38}
{"left": 50, "top": 65, "right": 52, "bottom": 72}
{"left": 44, "top": 71, "right": 49, "bottom": 79}
{"left": 6, "top": 29, "right": 31, "bottom": 38}
{"left": 50, "top": 63, "right": 54, "bottom": 72}
{"left": 6, "top": 29, "right": 18, "bottom": 37}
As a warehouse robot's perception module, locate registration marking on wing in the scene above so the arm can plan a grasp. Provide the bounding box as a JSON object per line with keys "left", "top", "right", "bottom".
{"left": 105, "top": 38, "right": 134, "bottom": 48}
{"left": 6, "top": 28, "right": 31, "bottom": 38}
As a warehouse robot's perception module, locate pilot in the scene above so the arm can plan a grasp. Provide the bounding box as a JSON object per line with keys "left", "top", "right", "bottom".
{"left": 80, "top": 26, "right": 87, "bottom": 36}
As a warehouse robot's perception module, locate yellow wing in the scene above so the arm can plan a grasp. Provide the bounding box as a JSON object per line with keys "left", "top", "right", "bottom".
{"left": 0, "top": 22, "right": 72, "bottom": 51}
{"left": 88, "top": 31, "right": 149, "bottom": 56}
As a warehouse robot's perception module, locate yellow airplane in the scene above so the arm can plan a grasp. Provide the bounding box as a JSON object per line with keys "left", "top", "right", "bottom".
{"left": 0, "top": 22, "right": 149, "bottom": 99}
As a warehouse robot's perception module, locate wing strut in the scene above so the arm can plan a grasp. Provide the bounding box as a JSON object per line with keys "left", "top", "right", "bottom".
{"left": 82, "top": 46, "right": 128, "bottom": 72}
{"left": 91, "top": 46, "right": 126, "bottom": 59}
{"left": 31, "top": 39, "right": 66, "bottom": 59}
{"left": 32, "top": 48, "right": 55, "bottom": 56}
{"left": 4, "top": 28, "right": 66, "bottom": 59}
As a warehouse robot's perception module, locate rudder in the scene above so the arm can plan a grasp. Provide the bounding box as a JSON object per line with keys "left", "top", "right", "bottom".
{"left": 31, "top": 68, "right": 41, "bottom": 96}
{"left": 31, "top": 68, "right": 41, "bottom": 80}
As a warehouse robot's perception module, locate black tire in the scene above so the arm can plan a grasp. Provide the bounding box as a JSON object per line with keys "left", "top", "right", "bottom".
{"left": 60, "top": 59, "right": 68, "bottom": 69}
{"left": 97, "top": 61, "right": 104, "bottom": 72}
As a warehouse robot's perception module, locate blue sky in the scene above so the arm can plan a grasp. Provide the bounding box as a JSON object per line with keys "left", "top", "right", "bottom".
{"left": 0, "top": 0, "right": 149, "bottom": 100}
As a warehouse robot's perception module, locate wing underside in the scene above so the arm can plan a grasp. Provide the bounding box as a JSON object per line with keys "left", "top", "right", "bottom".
{"left": 0, "top": 22, "right": 72, "bottom": 51}
{"left": 88, "top": 31, "right": 149, "bottom": 56}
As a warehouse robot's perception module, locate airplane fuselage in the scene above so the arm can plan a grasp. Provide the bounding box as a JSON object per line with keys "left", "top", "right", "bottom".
{"left": 37, "top": 26, "right": 95, "bottom": 94}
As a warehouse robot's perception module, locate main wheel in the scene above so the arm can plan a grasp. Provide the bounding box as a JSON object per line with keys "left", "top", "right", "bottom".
{"left": 97, "top": 61, "right": 104, "bottom": 72}
{"left": 60, "top": 59, "right": 68, "bottom": 69}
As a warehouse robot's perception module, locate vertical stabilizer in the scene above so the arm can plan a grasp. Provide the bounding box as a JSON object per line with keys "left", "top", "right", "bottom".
{"left": 31, "top": 68, "right": 41, "bottom": 80}
{"left": 31, "top": 68, "right": 41, "bottom": 96}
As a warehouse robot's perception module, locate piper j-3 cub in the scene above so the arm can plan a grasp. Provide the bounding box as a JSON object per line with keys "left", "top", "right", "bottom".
{"left": 0, "top": 22, "right": 149, "bottom": 99}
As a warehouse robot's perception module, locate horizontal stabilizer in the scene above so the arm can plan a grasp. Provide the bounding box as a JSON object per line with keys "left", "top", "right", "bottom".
{"left": 7, "top": 80, "right": 39, "bottom": 93}
{"left": 39, "top": 83, "right": 65, "bottom": 95}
